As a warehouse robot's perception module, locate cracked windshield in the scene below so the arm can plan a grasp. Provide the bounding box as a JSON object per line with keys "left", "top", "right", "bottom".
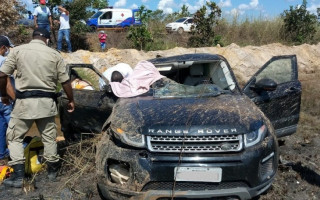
{"left": 154, "top": 60, "right": 236, "bottom": 98}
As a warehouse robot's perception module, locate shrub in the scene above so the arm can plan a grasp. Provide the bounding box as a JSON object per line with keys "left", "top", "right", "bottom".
{"left": 70, "top": 21, "right": 91, "bottom": 51}
{"left": 188, "top": 1, "right": 222, "bottom": 47}
{"left": 0, "top": 0, "right": 24, "bottom": 30}
{"left": 281, "top": 0, "right": 318, "bottom": 44}
{"left": 127, "top": 6, "right": 153, "bottom": 50}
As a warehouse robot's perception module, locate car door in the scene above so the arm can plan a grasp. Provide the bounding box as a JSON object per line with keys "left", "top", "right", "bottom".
{"left": 243, "top": 55, "right": 301, "bottom": 137}
{"left": 58, "top": 64, "right": 117, "bottom": 141}
{"left": 185, "top": 18, "right": 193, "bottom": 32}
{"left": 99, "top": 11, "right": 113, "bottom": 28}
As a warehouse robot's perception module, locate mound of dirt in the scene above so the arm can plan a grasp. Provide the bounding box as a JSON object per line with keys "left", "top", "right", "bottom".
{"left": 62, "top": 42, "right": 320, "bottom": 86}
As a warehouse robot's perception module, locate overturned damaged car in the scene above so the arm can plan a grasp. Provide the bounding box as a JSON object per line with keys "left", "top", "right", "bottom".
{"left": 58, "top": 54, "right": 301, "bottom": 200}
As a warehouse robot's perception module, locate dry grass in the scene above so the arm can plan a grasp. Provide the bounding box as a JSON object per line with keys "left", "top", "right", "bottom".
{"left": 216, "top": 17, "right": 284, "bottom": 46}
{"left": 86, "top": 31, "right": 132, "bottom": 52}
{"left": 297, "top": 72, "right": 320, "bottom": 141}
{"left": 57, "top": 136, "right": 100, "bottom": 199}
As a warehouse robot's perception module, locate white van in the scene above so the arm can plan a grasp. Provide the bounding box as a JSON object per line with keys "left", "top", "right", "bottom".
{"left": 86, "top": 8, "right": 141, "bottom": 29}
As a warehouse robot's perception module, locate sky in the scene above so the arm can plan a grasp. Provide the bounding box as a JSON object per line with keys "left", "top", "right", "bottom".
{"left": 22, "top": 0, "right": 320, "bottom": 18}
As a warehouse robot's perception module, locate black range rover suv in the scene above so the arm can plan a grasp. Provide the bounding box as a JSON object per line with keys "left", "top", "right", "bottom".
{"left": 58, "top": 53, "right": 301, "bottom": 200}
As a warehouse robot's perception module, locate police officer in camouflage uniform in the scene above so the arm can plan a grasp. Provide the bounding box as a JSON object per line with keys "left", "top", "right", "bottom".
{"left": 0, "top": 28, "right": 75, "bottom": 188}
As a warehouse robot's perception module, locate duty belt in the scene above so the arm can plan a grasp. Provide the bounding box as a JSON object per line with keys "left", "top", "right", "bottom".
{"left": 16, "top": 90, "right": 61, "bottom": 100}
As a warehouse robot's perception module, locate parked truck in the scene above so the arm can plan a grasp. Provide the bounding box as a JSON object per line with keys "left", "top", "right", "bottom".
{"left": 86, "top": 8, "right": 141, "bottom": 30}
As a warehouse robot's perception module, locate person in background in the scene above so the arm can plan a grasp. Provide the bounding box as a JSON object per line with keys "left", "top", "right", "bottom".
{"left": 0, "top": 36, "right": 15, "bottom": 166}
{"left": 33, "top": 0, "right": 53, "bottom": 33}
{"left": 57, "top": 5, "right": 72, "bottom": 53}
{"left": 28, "top": 11, "right": 34, "bottom": 20}
{"left": 0, "top": 28, "right": 75, "bottom": 188}
{"left": 98, "top": 30, "right": 107, "bottom": 51}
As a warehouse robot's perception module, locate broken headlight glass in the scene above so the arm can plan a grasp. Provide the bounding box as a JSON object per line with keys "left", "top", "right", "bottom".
{"left": 111, "top": 126, "right": 146, "bottom": 148}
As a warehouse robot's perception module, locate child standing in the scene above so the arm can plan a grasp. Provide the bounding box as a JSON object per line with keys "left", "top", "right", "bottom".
{"left": 98, "top": 30, "right": 107, "bottom": 51}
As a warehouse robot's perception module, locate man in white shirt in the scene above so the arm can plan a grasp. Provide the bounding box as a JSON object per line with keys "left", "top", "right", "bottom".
{"left": 99, "top": 63, "right": 133, "bottom": 89}
{"left": 57, "top": 6, "right": 72, "bottom": 53}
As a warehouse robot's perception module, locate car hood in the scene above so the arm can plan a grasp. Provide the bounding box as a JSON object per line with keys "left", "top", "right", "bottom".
{"left": 108, "top": 94, "right": 266, "bottom": 135}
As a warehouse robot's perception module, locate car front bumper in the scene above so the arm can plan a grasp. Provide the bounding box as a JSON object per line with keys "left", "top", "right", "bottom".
{"left": 96, "top": 133, "right": 278, "bottom": 200}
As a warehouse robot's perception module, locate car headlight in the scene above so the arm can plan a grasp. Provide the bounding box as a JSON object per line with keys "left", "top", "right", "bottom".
{"left": 244, "top": 125, "right": 267, "bottom": 147}
{"left": 111, "top": 127, "right": 145, "bottom": 148}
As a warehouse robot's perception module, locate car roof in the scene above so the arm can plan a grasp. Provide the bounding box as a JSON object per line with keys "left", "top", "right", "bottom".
{"left": 148, "top": 53, "right": 223, "bottom": 65}
{"left": 99, "top": 8, "right": 131, "bottom": 12}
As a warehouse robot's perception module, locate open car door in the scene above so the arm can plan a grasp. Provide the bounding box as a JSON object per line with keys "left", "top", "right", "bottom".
{"left": 243, "top": 55, "right": 301, "bottom": 137}
{"left": 58, "top": 64, "right": 117, "bottom": 141}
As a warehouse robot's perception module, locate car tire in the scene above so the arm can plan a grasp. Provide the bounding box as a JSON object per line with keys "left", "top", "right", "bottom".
{"left": 97, "top": 184, "right": 111, "bottom": 200}
{"left": 177, "top": 27, "right": 184, "bottom": 34}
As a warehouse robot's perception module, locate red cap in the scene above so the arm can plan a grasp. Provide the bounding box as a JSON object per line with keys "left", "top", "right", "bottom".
{"left": 39, "top": 0, "right": 46, "bottom": 5}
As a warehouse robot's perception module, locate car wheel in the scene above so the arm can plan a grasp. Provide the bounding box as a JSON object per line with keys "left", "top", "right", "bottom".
{"left": 177, "top": 27, "right": 184, "bottom": 34}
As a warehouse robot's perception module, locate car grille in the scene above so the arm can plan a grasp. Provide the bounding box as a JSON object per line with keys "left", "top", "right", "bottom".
{"left": 166, "top": 27, "right": 172, "bottom": 31}
{"left": 141, "top": 181, "right": 248, "bottom": 191}
{"left": 146, "top": 135, "right": 243, "bottom": 153}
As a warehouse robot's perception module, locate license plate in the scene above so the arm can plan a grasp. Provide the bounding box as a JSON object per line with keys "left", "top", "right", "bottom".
{"left": 174, "top": 167, "right": 222, "bottom": 182}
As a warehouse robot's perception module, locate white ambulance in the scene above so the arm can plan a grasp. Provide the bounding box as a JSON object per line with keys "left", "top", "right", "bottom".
{"left": 86, "top": 8, "right": 141, "bottom": 30}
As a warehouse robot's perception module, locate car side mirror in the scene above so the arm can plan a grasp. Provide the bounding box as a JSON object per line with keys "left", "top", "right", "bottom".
{"left": 254, "top": 78, "right": 277, "bottom": 91}
{"left": 102, "top": 85, "right": 112, "bottom": 93}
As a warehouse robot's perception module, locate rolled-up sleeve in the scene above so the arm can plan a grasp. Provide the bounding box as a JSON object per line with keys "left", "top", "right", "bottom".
{"left": 56, "top": 57, "right": 69, "bottom": 83}
{"left": 0, "top": 49, "right": 16, "bottom": 75}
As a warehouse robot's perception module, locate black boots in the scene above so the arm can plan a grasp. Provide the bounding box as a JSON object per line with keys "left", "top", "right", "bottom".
{"left": 3, "top": 164, "right": 25, "bottom": 188}
{"left": 47, "top": 161, "right": 61, "bottom": 181}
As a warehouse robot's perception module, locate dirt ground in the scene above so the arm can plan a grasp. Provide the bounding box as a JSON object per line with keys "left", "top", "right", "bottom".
{"left": 0, "top": 43, "right": 319, "bottom": 200}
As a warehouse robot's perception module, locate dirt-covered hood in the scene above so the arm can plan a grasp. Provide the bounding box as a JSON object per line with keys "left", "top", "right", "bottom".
{"left": 109, "top": 93, "right": 266, "bottom": 135}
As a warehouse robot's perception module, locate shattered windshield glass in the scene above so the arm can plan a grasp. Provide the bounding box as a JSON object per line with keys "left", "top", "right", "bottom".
{"left": 153, "top": 80, "right": 221, "bottom": 98}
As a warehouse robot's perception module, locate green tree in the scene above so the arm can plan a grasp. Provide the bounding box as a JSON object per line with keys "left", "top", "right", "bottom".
{"left": 127, "top": 5, "right": 153, "bottom": 50}
{"left": 150, "top": 9, "right": 166, "bottom": 21}
{"left": 188, "top": 1, "right": 222, "bottom": 47}
{"left": 281, "top": 0, "right": 318, "bottom": 43}
{"left": 91, "top": 0, "right": 108, "bottom": 10}
{"left": 149, "top": 9, "right": 166, "bottom": 37}
{"left": 163, "top": 12, "right": 180, "bottom": 24}
{"left": 179, "top": 4, "right": 190, "bottom": 18}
